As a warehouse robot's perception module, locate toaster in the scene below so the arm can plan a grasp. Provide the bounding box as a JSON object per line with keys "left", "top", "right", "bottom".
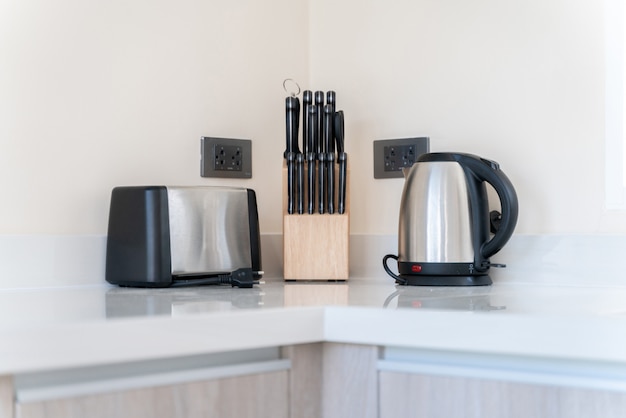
{"left": 105, "top": 186, "right": 262, "bottom": 288}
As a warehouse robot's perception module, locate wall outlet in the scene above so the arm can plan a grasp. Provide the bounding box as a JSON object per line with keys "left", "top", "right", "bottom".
{"left": 373, "top": 137, "right": 430, "bottom": 179}
{"left": 201, "top": 137, "right": 252, "bottom": 178}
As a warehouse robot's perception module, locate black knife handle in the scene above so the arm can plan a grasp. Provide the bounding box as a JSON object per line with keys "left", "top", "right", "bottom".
{"left": 308, "top": 105, "right": 318, "bottom": 164}
{"left": 338, "top": 152, "right": 347, "bottom": 214}
{"left": 296, "top": 153, "right": 304, "bottom": 214}
{"left": 307, "top": 106, "right": 317, "bottom": 215}
{"left": 287, "top": 152, "right": 296, "bottom": 214}
{"left": 285, "top": 97, "right": 298, "bottom": 156}
{"left": 307, "top": 152, "right": 316, "bottom": 214}
{"left": 327, "top": 152, "right": 335, "bottom": 214}
{"left": 324, "top": 104, "right": 334, "bottom": 155}
{"left": 324, "top": 90, "right": 337, "bottom": 153}
{"left": 334, "top": 110, "right": 344, "bottom": 153}
{"left": 293, "top": 98, "right": 301, "bottom": 154}
{"left": 314, "top": 91, "right": 324, "bottom": 153}
{"left": 327, "top": 91, "right": 336, "bottom": 109}
{"left": 318, "top": 152, "right": 326, "bottom": 214}
{"left": 302, "top": 91, "right": 312, "bottom": 155}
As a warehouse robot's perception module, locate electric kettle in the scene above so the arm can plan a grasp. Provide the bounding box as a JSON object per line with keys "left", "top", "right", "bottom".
{"left": 383, "top": 152, "right": 519, "bottom": 286}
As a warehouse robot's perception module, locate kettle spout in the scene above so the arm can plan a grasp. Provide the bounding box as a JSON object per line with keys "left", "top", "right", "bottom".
{"left": 402, "top": 166, "right": 412, "bottom": 178}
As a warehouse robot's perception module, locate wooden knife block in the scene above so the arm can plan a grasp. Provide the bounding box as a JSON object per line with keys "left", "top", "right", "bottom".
{"left": 282, "top": 162, "right": 350, "bottom": 281}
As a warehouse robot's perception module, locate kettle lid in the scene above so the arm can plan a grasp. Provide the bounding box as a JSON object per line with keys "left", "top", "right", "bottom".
{"left": 417, "top": 152, "right": 503, "bottom": 172}
{"left": 417, "top": 152, "right": 486, "bottom": 164}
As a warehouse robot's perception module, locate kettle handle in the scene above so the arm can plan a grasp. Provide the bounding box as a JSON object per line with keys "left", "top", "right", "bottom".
{"left": 458, "top": 155, "right": 519, "bottom": 259}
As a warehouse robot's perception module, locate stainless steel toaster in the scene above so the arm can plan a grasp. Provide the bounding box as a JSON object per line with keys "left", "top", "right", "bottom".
{"left": 105, "top": 186, "right": 262, "bottom": 288}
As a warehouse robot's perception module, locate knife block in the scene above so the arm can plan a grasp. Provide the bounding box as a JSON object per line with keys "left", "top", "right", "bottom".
{"left": 282, "top": 162, "right": 350, "bottom": 281}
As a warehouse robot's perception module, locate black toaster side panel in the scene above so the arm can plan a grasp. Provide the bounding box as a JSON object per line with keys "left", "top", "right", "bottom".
{"left": 105, "top": 186, "right": 172, "bottom": 287}
{"left": 246, "top": 189, "right": 262, "bottom": 274}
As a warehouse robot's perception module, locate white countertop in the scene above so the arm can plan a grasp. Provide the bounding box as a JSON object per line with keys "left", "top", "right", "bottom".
{"left": 2, "top": 272, "right": 626, "bottom": 376}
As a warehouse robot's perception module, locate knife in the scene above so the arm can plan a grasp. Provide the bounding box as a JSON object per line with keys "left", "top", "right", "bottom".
{"left": 324, "top": 104, "right": 335, "bottom": 214}
{"left": 314, "top": 91, "right": 324, "bottom": 154}
{"left": 326, "top": 92, "right": 335, "bottom": 151}
{"left": 334, "top": 110, "right": 344, "bottom": 153}
{"left": 284, "top": 97, "right": 293, "bottom": 157}
{"left": 314, "top": 91, "right": 325, "bottom": 213}
{"left": 307, "top": 105, "right": 317, "bottom": 214}
{"left": 293, "top": 98, "right": 301, "bottom": 154}
{"left": 335, "top": 110, "right": 347, "bottom": 214}
{"left": 293, "top": 97, "right": 302, "bottom": 213}
{"left": 286, "top": 151, "right": 296, "bottom": 214}
{"left": 338, "top": 151, "right": 347, "bottom": 214}
{"left": 285, "top": 96, "right": 299, "bottom": 214}
{"left": 296, "top": 152, "right": 304, "bottom": 214}
{"left": 318, "top": 152, "right": 326, "bottom": 214}
{"left": 302, "top": 90, "right": 312, "bottom": 155}
{"left": 326, "top": 90, "right": 336, "bottom": 111}
{"left": 326, "top": 92, "right": 337, "bottom": 214}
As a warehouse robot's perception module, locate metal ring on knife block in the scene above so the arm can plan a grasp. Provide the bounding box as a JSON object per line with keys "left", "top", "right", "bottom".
{"left": 283, "top": 78, "right": 301, "bottom": 97}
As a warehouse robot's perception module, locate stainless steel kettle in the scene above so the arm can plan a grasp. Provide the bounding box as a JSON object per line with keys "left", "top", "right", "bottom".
{"left": 383, "top": 152, "right": 519, "bottom": 286}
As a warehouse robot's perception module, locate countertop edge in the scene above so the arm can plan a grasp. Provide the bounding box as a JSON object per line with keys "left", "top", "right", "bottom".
{"left": 0, "top": 306, "right": 325, "bottom": 375}
{"left": 3, "top": 304, "right": 626, "bottom": 376}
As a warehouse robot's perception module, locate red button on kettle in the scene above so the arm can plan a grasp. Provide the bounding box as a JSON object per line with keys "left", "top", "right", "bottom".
{"left": 411, "top": 264, "right": 422, "bottom": 273}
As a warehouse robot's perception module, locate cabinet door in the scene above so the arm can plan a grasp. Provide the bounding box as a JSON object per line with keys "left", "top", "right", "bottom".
{"left": 17, "top": 370, "right": 288, "bottom": 418}
{"left": 0, "top": 376, "right": 13, "bottom": 418}
{"left": 379, "top": 371, "right": 626, "bottom": 418}
{"left": 282, "top": 342, "right": 378, "bottom": 418}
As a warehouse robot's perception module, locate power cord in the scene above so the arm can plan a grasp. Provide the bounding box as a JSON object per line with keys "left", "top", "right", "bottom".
{"left": 383, "top": 254, "right": 407, "bottom": 285}
{"left": 171, "top": 268, "right": 262, "bottom": 288}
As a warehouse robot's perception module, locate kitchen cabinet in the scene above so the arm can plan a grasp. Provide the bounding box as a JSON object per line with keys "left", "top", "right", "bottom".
{"left": 379, "top": 371, "right": 626, "bottom": 418}
{"left": 378, "top": 371, "right": 626, "bottom": 418}
{"left": 303, "top": 343, "right": 626, "bottom": 418}
{"left": 1, "top": 376, "right": 13, "bottom": 418}
{"left": 287, "top": 342, "right": 626, "bottom": 418}
{"left": 283, "top": 343, "right": 378, "bottom": 418}
{"left": 6, "top": 343, "right": 626, "bottom": 418}
{"left": 15, "top": 370, "right": 288, "bottom": 418}
{"left": 8, "top": 343, "right": 377, "bottom": 418}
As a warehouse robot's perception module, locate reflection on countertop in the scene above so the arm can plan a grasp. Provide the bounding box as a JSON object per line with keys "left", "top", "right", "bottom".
{"left": 104, "top": 280, "right": 507, "bottom": 319}
{"left": 2, "top": 275, "right": 626, "bottom": 328}
{"left": 383, "top": 286, "right": 506, "bottom": 312}
{"left": 105, "top": 286, "right": 266, "bottom": 318}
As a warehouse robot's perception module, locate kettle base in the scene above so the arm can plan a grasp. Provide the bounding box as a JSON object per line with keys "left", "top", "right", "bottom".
{"left": 398, "top": 275, "right": 492, "bottom": 286}
{"left": 382, "top": 255, "right": 494, "bottom": 287}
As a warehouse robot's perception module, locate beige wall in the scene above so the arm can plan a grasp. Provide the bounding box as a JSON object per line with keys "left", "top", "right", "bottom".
{"left": 310, "top": 0, "right": 609, "bottom": 234}
{"left": 0, "top": 0, "right": 308, "bottom": 234}
{"left": 0, "top": 0, "right": 618, "bottom": 235}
